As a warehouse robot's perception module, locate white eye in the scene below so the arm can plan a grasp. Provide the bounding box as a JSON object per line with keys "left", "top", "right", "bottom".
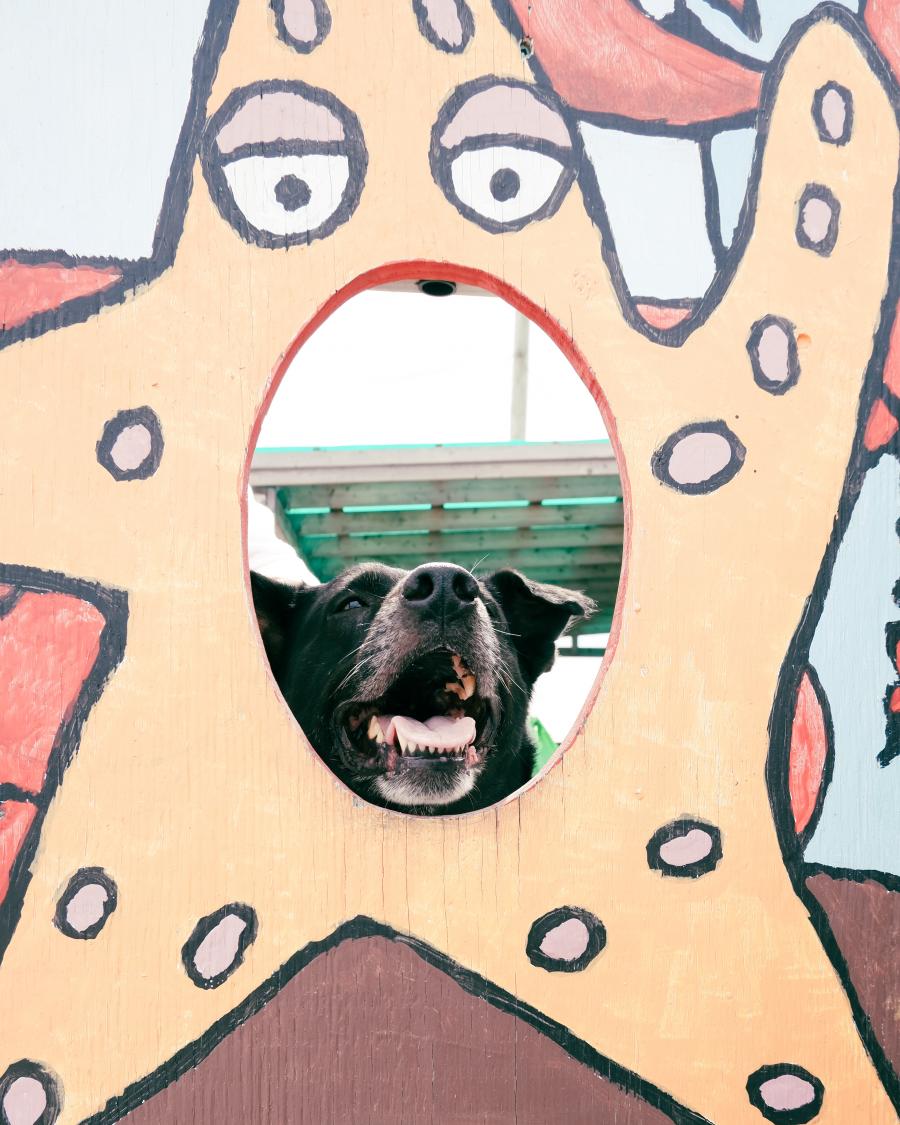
{"left": 202, "top": 81, "right": 368, "bottom": 249}
{"left": 442, "top": 143, "right": 574, "bottom": 233}
{"left": 221, "top": 153, "right": 351, "bottom": 243}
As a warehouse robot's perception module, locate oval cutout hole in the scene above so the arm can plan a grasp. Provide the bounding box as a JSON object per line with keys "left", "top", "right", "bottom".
{"left": 247, "top": 275, "right": 625, "bottom": 815}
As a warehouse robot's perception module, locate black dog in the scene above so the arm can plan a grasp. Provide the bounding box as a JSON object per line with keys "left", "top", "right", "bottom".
{"left": 251, "top": 562, "right": 592, "bottom": 814}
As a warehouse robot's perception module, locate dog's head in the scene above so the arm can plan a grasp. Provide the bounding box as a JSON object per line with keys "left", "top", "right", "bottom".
{"left": 251, "top": 562, "right": 593, "bottom": 814}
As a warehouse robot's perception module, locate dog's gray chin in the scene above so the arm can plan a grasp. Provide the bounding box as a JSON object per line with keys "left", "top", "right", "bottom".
{"left": 372, "top": 765, "right": 481, "bottom": 808}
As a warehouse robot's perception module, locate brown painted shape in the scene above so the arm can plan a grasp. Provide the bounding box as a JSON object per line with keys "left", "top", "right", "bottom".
{"left": 117, "top": 936, "right": 676, "bottom": 1125}
{"left": 806, "top": 872, "right": 900, "bottom": 1075}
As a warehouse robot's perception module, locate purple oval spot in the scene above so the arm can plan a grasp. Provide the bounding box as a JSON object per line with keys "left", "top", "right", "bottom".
{"left": 97, "top": 407, "right": 163, "bottom": 482}
{"left": 414, "top": 0, "right": 474, "bottom": 53}
{"left": 747, "top": 1064, "right": 824, "bottom": 1123}
{"left": 109, "top": 424, "right": 152, "bottom": 473}
{"left": 65, "top": 883, "right": 109, "bottom": 934}
{"left": 647, "top": 819, "right": 723, "bottom": 878}
{"left": 538, "top": 917, "right": 590, "bottom": 962}
{"left": 759, "top": 1075, "right": 817, "bottom": 1112}
{"left": 526, "top": 907, "right": 606, "bottom": 972}
{"left": 669, "top": 432, "right": 732, "bottom": 485}
{"left": 54, "top": 867, "right": 118, "bottom": 940}
{"left": 658, "top": 828, "right": 714, "bottom": 868}
{"left": 748, "top": 317, "right": 800, "bottom": 395}
{"left": 796, "top": 185, "right": 840, "bottom": 256}
{"left": 2, "top": 1077, "right": 47, "bottom": 1125}
{"left": 272, "top": 0, "right": 331, "bottom": 53}
{"left": 182, "top": 903, "right": 258, "bottom": 989}
{"left": 813, "top": 82, "right": 852, "bottom": 145}
{"left": 193, "top": 914, "right": 248, "bottom": 981}
{"left": 0, "top": 1064, "right": 58, "bottom": 1125}
{"left": 652, "top": 422, "right": 745, "bottom": 495}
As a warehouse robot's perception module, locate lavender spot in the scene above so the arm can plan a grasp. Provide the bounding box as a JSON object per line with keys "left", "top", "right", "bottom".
{"left": 182, "top": 903, "right": 258, "bottom": 989}
{"left": 526, "top": 907, "right": 606, "bottom": 972}
{"left": 2, "top": 1077, "right": 47, "bottom": 1125}
{"left": 759, "top": 1075, "right": 817, "bottom": 1112}
{"left": 538, "top": 917, "right": 590, "bottom": 961}
{"left": 658, "top": 829, "right": 714, "bottom": 868}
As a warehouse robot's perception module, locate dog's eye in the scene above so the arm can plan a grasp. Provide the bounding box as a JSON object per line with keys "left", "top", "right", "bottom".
{"left": 334, "top": 595, "right": 366, "bottom": 613}
{"left": 202, "top": 81, "right": 368, "bottom": 249}
{"left": 430, "top": 79, "right": 575, "bottom": 234}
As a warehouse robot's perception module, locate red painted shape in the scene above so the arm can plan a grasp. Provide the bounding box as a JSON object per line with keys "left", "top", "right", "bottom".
{"left": 0, "top": 801, "right": 37, "bottom": 904}
{"left": 890, "top": 686, "right": 900, "bottom": 714}
{"left": 505, "top": 0, "right": 761, "bottom": 124}
{"left": 880, "top": 304, "right": 900, "bottom": 399}
{"left": 789, "top": 671, "right": 829, "bottom": 836}
{"left": 0, "top": 585, "right": 12, "bottom": 600}
{"left": 863, "top": 400, "right": 899, "bottom": 452}
{"left": 0, "top": 591, "right": 105, "bottom": 794}
{"left": 867, "top": 1, "right": 900, "bottom": 86}
{"left": 635, "top": 303, "right": 695, "bottom": 330}
{"left": 0, "top": 260, "right": 121, "bottom": 333}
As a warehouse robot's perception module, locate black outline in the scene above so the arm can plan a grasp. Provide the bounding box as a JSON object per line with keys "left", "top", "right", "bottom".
{"left": 525, "top": 906, "right": 607, "bottom": 973}
{"left": 878, "top": 621, "right": 900, "bottom": 767}
{"left": 747, "top": 315, "right": 801, "bottom": 395}
{"left": 0, "top": 564, "right": 128, "bottom": 967}
{"left": 700, "top": 136, "right": 728, "bottom": 267}
{"left": 812, "top": 80, "right": 854, "bottom": 145}
{"left": 429, "top": 76, "right": 576, "bottom": 235}
{"left": 270, "top": 0, "right": 332, "bottom": 54}
{"left": 0, "top": 0, "right": 239, "bottom": 354}
{"left": 651, "top": 420, "right": 747, "bottom": 494}
{"left": 200, "top": 80, "right": 369, "bottom": 250}
{"left": 642, "top": 2, "right": 769, "bottom": 72}
{"left": 746, "top": 1063, "right": 824, "bottom": 1124}
{"left": 795, "top": 183, "right": 841, "bottom": 256}
{"left": 95, "top": 407, "right": 164, "bottom": 483}
{"left": 0, "top": 587, "right": 23, "bottom": 619}
{"left": 181, "top": 903, "right": 259, "bottom": 990}
{"left": 646, "top": 818, "right": 723, "bottom": 878}
{"left": 0, "top": 1059, "right": 60, "bottom": 1125}
{"left": 413, "top": 0, "right": 475, "bottom": 54}
{"left": 489, "top": 3, "right": 885, "bottom": 349}
{"left": 52, "top": 867, "right": 118, "bottom": 941}
{"left": 87, "top": 918, "right": 711, "bottom": 1125}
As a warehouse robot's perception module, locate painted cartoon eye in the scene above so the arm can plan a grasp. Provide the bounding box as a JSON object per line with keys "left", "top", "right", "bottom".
{"left": 431, "top": 78, "right": 574, "bottom": 234}
{"left": 201, "top": 80, "right": 368, "bottom": 249}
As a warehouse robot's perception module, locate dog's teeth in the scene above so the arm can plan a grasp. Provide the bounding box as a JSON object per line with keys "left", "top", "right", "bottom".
{"left": 367, "top": 715, "right": 383, "bottom": 743}
{"left": 460, "top": 674, "right": 476, "bottom": 701}
{"left": 444, "top": 681, "right": 464, "bottom": 699}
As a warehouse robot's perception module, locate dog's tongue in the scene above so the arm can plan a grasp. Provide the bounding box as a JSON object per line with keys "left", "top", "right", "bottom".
{"left": 377, "top": 713, "right": 476, "bottom": 751}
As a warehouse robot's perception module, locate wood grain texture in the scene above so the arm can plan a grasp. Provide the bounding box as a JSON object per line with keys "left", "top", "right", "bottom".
{"left": 0, "top": 3, "right": 895, "bottom": 1123}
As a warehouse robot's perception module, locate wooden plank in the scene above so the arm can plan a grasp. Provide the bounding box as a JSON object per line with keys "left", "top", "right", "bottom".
{"left": 278, "top": 473, "right": 622, "bottom": 510}
{"left": 302, "top": 525, "right": 624, "bottom": 559}
{"left": 251, "top": 441, "right": 617, "bottom": 488}
{"left": 294, "top": 501, "right": 624, "bottom": 537}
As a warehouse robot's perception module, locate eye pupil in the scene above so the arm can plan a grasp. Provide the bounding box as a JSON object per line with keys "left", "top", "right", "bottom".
{"left": 489, "top": 167, "right": 521, "bottom": 203}
{"left": 274, "top": 174, "right": 313, "bottom": 211}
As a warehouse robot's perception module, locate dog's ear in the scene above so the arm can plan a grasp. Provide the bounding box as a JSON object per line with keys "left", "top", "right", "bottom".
{"left": 485, "top": 569, "right": 595, "bottom": 680}
{"left": 249, "top": 571, "right": 307, "bottom": 673}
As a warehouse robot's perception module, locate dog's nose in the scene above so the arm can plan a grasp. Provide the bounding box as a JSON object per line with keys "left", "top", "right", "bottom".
{"left": 402, "top": 564, "right": 478, "bottom": 617}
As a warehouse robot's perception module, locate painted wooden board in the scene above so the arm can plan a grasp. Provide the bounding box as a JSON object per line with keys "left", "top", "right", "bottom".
{"left": 0, "top": 2, "right": 898, "bottom": 1123}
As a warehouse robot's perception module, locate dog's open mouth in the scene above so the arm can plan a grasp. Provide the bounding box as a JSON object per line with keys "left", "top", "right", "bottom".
{"left": 337, "top": 651, "right": 495, "bottom": 777}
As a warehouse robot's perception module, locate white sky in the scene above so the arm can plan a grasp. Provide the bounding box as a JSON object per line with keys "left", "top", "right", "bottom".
{"left": 255, "top": 286, "right": 611, "bottom": 744}
{"left": 257, "top": 288, "right": 608, "bottom": 448}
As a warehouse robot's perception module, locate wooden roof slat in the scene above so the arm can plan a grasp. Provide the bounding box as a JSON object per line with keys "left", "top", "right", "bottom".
{"left": 293, "top": 501, "right": 624, "bottom": 538}
{"left": 252, "top": 441, "right": 617, "bottom": 487}
{"left": 302, "top": 525, "right": 624, "bottom": 559}
{"left": 280, "top": 473, "right": 621, "bottom": 511}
